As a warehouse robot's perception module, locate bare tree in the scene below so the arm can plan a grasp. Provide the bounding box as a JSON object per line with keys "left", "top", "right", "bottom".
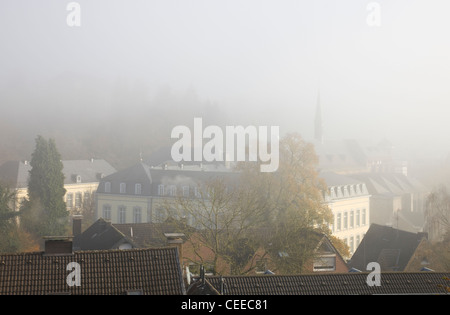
{"left": 425, "top": 185, "right": 450, "bottom": 241}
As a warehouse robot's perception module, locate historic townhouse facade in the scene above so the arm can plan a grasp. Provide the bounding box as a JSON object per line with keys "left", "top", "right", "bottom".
{"left": 321, "top": 172, "right": 371, "bottom": 256}
{"left": 95, "top": 162, "right": 237, "bottom": 224}
{"left": 0, "top": 159, "right": 116, "bottom": 214}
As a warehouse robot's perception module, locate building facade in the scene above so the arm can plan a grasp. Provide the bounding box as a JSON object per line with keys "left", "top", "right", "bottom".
{"left": 321, "top": 172, "right": 371, "bottom": 256}
{"left": 0, "top": 159, "right": 116, "bottom": 214}
{"left": 95, "top": 161, "right": 237, "bottom": 224}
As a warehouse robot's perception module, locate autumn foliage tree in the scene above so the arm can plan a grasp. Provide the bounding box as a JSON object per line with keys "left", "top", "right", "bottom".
{"left": 0, "top": 183, "right": 39, "bottom": 253}
{"left": 167, "top": 133, "right": 347, "bottom": 275}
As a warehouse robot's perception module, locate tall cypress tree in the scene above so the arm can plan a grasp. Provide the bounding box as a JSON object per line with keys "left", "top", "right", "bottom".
{"left": 23, "top": 136, "right": 68, "bottom": 237}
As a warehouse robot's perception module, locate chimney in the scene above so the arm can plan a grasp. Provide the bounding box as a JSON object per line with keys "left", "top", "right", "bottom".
{"left": 72, "top": 215, "right": 83, "bottom": 237}
{"left": 43, "top": 237, "right": 73, "bottom": 255}
{"left": 164, "top": 233, "right": 185, "bottom": 268}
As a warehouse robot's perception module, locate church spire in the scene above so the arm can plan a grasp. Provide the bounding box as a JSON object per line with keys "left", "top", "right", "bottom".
{"left": 314, "top": 90, "right": 323, "bottom": 144}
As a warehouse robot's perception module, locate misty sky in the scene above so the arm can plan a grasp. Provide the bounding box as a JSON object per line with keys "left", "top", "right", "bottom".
{"left": 1, "top": 0, "right": 450, "bottom": 159}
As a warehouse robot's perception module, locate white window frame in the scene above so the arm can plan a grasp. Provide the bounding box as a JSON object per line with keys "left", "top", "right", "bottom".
{"left": 66, "top": 193, "right": 73, "bottom": 209}
{"left": 158, "top": 184, "right": 165, "bottom": 196}
{"left": 135, "top": 183, "right": 142, "bottom": 195}
{"left": 118, "top": 206, "right": 127, "bottom": 224}
{"left": 133, "top": 207, "right": 142, "bottom": 223}
{"left": 103, "top": 204, "right": 111, "bottom": 220}
{"left": 105, "top": 182, "right": 111, "bottom": 193}
{"left": 120, "top": 183, "right": 126, "bottom": 194}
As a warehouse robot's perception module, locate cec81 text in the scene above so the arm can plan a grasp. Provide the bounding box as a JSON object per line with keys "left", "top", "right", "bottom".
{"left": 225, "top": 300, "right": 267, "bottom": 310}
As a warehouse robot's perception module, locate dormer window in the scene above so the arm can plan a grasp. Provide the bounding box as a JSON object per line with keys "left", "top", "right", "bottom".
{"left": 105, "top": 182, "right": 111, "bottom": 193}
{"left": 72, "top": 174, "right": 82, "bottom": 183}
{"left": 135, "top": 183, "right": 142, "bottom": 195}
{"left": 120, "top": 183, "right": 126, "bottom": 194}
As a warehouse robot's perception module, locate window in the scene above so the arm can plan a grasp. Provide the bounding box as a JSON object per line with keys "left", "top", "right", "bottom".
{"left": 102, "top": 205, "right": 111, "bottom": 220}
{"left": 362, "top": 209, "right": 367, "bottom": 225}
{"left": 343, "top": 212, "right": 348, "bottom": 230}
{"left": 313, "top": 256, "right": 336, "bottom": 272}
{"left": 120, "top": 183, "right": 126, "bottom": 194}
{"left": 182, "top": 186, "right": 190, "bottom": 197}
{"left": 84, "top": 192, "right": 90, "bottom": 201}
{"left": 350, "top": 236, "right": 354, "bottom": 253}
{"left": 255, "top": 258, "right": 267, "bottom": 274}
{"left": 336, "top": 213, "right": 341, "bottom": 231}
{"left": 356, "top": 209, "right": 360, "bottom": 227}
{"left": 168, "top": 185, "right": 177, "bottom": 196}
{"left": 66, "top": 193, "right": 73, "bottom": 209}
{"left": 133, "top": 207, "right": 142, "bottom": 223}
{"left": 75, "top": 193, "right": 82, "bottom": 208}
{"left": 135, "top": 183, "right": 142, "bottom": 195}
{"left": 118, "top": 206, "right": 126, "bottom": 224}
{"left": 356, "top": 235, "right": 360, "bottom": 248}
{"left": 105, "top": 182, "right": 111, "bottom": 193}
{"left": 76, "top": 175, "right": 81, "bottom": 183}
{"left": 158, "top": 184, "right": 165, "bottom": 196}
{"left": 350, "top": 210, "right": 354, "bottom": 229}
{"left": 194, "top": 187, "right": 201, "bottom": 198}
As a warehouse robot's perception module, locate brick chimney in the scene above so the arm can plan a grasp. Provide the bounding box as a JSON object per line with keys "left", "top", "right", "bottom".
{"left": 72, "top": 215, "right": 83, "bottom": 237}
{"left": 43, "top": 237, "right": 73, "bottom": 255}
{"left": 164, "top": 233, "right": 185, "bottom": 268}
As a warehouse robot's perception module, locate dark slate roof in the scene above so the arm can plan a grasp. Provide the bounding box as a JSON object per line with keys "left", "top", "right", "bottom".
{"left": 188, "top": 272, "right": 450, "bottom": 295}
{"left": 113, "top": 220, "right": 185, "bottom": 248}
{"left": 61, "top": 159, "right": 117, "bottom": 185}
{"left": 0, "top": 160, "right": 30, "bottom": 188}
{"left": 348, "top": 224, "right": 428, "bottom": 271}
{"left": 0, "top": 159, "right": 116, "bottom": 188}
{"left": 97, "top": 161, "right": 239, "bottom": 196}
{"left": 0, "top": 247, "right": 186, "bottom": 295}
{"left": 73, "top": 218, "right": 137, "bottom": 251}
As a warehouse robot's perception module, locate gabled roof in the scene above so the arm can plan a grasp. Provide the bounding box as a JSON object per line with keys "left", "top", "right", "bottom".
{"left": 188, "top": 272, "right": 450, "bottom": 295}
{"left": 73, "top": 218, "right": 136, "bottom": 251}
{"left": 349, "top": 224, "right": 428, "bottom": 271}
{"left": 0, "top": 247, "right": 186, "bottom": 295}
{"left": 113, "top": 220, "right": 185, "bottom": 248}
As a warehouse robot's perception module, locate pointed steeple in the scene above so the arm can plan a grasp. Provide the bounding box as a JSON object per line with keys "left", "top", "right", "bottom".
{"left": 314, "top": 90, "right": 323, "bottom": 144}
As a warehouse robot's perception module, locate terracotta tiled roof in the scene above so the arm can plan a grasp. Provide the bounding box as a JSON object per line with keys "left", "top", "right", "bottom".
{"left": 188, "top": 272, "right": 450, "bottom": 295}
{"left": 0, "top": 247, "right": 185, "bottom": 295}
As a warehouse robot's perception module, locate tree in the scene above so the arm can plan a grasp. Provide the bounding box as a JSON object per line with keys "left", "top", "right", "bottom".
{"left": 166, "top": 133, "right": 346, "bottom": 275}
{"left": 425, "top": 184, "right": 450, "bottom": 241}
{"left": 21, "top": 136, "right": 68, "bottom": 239}
{"left": 0, "top": 183, "right": 39, "bottom": 253}
{"left": 164, "top": 177, "right": 266, "bottom": 275}
{"left": 237, "top": 133, "right": 343, "bottom": 274}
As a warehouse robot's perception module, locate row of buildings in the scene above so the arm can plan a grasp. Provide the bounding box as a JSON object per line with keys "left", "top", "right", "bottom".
{"left": 0, "top": 139, "right": 433, "bottom": 258}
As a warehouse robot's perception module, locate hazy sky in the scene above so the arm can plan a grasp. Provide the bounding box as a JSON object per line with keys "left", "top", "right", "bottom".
{"left": 1, "top": 0, "right": 450, "bottom": 158}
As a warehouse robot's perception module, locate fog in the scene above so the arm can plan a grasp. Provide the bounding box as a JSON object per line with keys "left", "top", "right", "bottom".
{"left": 1, "top": 0, "right": 450, "bottom": 168}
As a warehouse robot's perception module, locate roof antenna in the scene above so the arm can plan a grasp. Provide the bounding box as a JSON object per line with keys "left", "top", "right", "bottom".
{"left": 200, "top": 265, "right": 205, "bottom": 284}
